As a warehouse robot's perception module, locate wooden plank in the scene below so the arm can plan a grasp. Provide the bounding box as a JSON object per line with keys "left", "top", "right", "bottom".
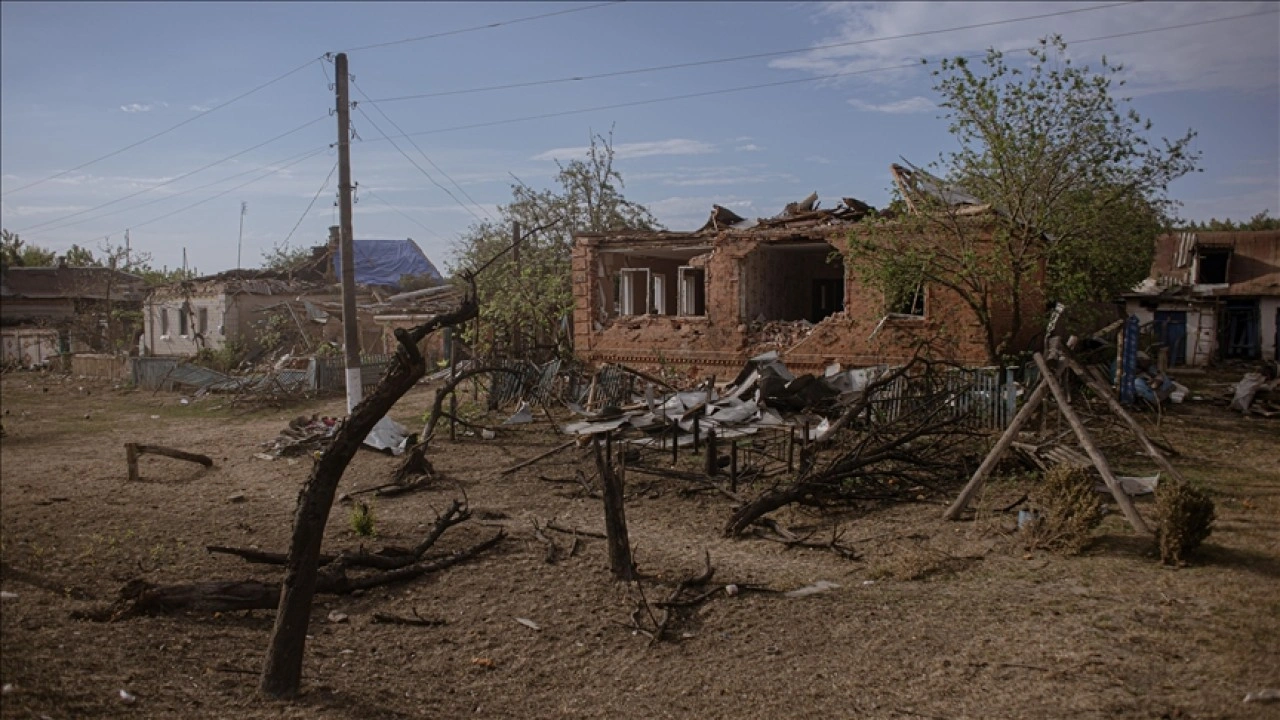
{"left": 1065, "top": 356, "right": 1187, "bottom": 485}
{"left": 943, "top": 379, "right": 1050, "bottom": 520}
{"left": 1033, "top": 353, "right": 1150, "bottom": 535}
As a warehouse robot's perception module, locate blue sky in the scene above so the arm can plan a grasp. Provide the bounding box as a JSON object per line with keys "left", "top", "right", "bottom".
{"left": 2, "top": 1, "right": 1277, "bottom": 276}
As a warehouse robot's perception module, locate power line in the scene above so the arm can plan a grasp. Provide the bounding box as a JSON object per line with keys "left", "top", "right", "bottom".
{"left": 362, "top": 188, "right": 446, "bottom": 241}
{"left": 23, "top": 145, "right": 332, "bottom": 238}
{"left": 90, "top": 146, "right": 330, "bottom": 239}
{"left": 2, "top": 57, "right": 324, "bottom": 198}
{"left": 352, "top": 102, "right": 488, "bottom": 225}
{"left": 339, "top": 1, "right": 625, "bottom": 53}
{"left": 366, "top": 1, "right": 1141, "bottom": 103}
{"left": 283, "top": 161, "right": 340, "bottom": 245}
{"left": 15, "top": 115, "right": 330, "bottom": 234}
{"left": 362, "top": 8, "right": 1279, "bottom": 142}
{"left": 352, "top": 79, "right": 495, "bottom": 222}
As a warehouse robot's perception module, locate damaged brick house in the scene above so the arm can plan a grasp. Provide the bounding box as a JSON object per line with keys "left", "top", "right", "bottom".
{"left": 1123, "top": 230, "right": 1280, "bottom": 365}
{"left": 1, "top": 264, "right": 147, "bottom": 366}
{"left": 571, "top": 171, "right": 1045, "bottom": 376}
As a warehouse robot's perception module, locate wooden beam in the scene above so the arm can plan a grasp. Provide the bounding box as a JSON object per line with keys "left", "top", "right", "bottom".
{"left": 1065, "top": 356, "right": 1187, "bottom": 485}
{"left": 943, "top": 379, "right": 1050, "bottom": 520}
{"left": 1033, "top": 353, "right": 1150, "bottom": 535}
{"left": 125, "top": 443, "right": 214, "bottom": 481}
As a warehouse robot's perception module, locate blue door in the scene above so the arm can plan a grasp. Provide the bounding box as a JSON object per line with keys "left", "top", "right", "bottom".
{"left": 1154, "top": 311, "right": 1187, "bottom": 366}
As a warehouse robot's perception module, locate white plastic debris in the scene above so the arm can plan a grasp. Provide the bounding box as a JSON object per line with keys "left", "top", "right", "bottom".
{"left": 363, "top": 415, "right": 411, "bottom": 455}
{"left": 480, "top": 429, "right": 496, "bottom": 440}
{"left": 0, "top": 591, "right": 17, "bottom": 600}
{"left": 118, "top": 689, "right": 137, "bottom": 704}
{"left": 724, "top": 584, "right": 739, "bottom": 597}
{"left": 784, "top": 580, "right": 840, "bottom": 598}
{"left": 1244, "top": 689, "right": 1280, "bottom": 704}
{"left": 502, "top": 401, "right": 534, "bottom": 425}
{"left": 1, "top": 683, "right": 13, "bottom": 695}
{"left": 514, "top": 617, "right": 541, "bottom": 631}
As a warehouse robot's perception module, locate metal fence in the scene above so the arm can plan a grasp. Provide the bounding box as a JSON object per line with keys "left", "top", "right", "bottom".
{"left": 868, "top": 366, "right": 1019, "bottom": 431}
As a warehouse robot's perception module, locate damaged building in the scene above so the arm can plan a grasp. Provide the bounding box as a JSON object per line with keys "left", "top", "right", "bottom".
{"left": 1124, "top": 230, "right": 1280, "bottom": 365}
{"left": 571, "top": 167, "right": 1045, "bottom": 376}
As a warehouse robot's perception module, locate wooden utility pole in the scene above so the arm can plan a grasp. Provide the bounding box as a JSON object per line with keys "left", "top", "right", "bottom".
{"left": 335, "top": 52, "right": 362, "bottom": 413}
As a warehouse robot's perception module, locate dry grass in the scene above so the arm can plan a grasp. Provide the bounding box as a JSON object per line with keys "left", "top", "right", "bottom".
{"left": 1019, "top": 465, "right": 1105, "bottom": 554}
{"left": 1154, "top": 480, "right": 1216, "bottom": 566}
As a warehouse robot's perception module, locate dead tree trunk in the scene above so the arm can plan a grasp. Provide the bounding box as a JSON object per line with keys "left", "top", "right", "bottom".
{"left": 594, "top": 434, "right": 633, "bottom": 581}
{"left": 260, "top": 297, "right": 477, "bottom": 700}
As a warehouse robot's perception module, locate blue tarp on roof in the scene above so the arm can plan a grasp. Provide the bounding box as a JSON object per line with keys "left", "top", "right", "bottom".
{"left": 333, "top": 239, "right": 442, "bottom": 290}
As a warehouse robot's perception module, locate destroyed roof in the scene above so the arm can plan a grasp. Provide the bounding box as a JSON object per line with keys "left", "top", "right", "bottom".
{"left": 148, "top": 267, "right": 333, "bottom": 297}
{"left": 333, "top": 239, "right": 442, "bottom": 290}
{"left": 0, "top": 266, "right": 147, "bottom": 302}
{"left": 1128, "top": 230, "right": 1280, "bottom": 297}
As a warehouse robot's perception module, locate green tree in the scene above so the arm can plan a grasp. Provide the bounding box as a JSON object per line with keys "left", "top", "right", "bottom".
{"left": 62, "top": 243, "right": 101, "bottom": 267}
{"left": 261, "top": 241, "right": 315, "bottom": 271}
{"left": 1, "top": 229, "right": 58, "bottom": 269}
{"left": 451, "top": 130, "right": 660, "bottom": 359}
{"left": 848, "top": 36, "right": 1199, "bottom": 362}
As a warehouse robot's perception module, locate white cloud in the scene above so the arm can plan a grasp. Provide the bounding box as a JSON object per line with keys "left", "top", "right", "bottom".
{"left": 847, "top": 96, "right": 936, "bottom": 114}
{"left": 630, "top": 165, "right": 798, "bottom": 188}
{"left": 189, "top": 104, "right": 212, "bottom": 113}
{"left": 0, "top": 204, "right": 90, "bottom": 217}
{"left": 119, "top": 101, "right": 167, "bottom": 113}
{"left": 532, "top": 138, "right": 715, "bottom": 162}
{"left": 771, "top": 2, "right": 1280, "bottom": 95}
{"left": 736, "top": 143, "right": 762, "bottom": 152}
{"left": 806, "top": 156, "right": 833, "bottom": 165}
{"left": 646, "top": 195, "right": 757, "bottom": 231}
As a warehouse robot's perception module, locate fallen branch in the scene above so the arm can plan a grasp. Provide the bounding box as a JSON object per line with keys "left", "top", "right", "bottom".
{"left": 371, "top": 608, "right": 446, "bottom": 627}
{"left": 125, "top": 443, "right": 214, "bottom": 481}
{"left": 501, "top": 440, "right": 577, "bottom": 476}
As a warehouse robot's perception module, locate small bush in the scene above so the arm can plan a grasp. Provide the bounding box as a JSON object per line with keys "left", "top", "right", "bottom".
{"left": 1019, "top": 465, "right": 1104, "bottom": 554}
{"left": 1154, "top": 481, "right": 1215, "bottom": 566}
{"left": 350, "top": 501, "right": 376, "bottom": 537}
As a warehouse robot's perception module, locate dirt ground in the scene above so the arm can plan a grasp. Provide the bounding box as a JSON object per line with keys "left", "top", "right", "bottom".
{"left": 1, "top": 367, "right": 1278, "bottom": 720}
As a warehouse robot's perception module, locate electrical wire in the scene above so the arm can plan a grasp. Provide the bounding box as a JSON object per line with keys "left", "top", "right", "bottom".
{"left": 366, "top": 1, "right": 1142, "bottom": 103}
{"left": 352, "top": 102, "right": 488, "bottom": 224}
{"left": 15, "top": 115, "right": 330, "bottom": 234}
{"left": 2, "top": 57, "right": 324, "bottom": 198}
{"left": 283, "top": 160, "right": 339, "bottom": 245}
{"left": 362, "top": 188, "right": 445, "bottom": 241}
{"left": 365, "top": 8, "right": 1280, "bottom": 142}
{"left": 352, "top": 79, "right": 494, "bottom": 222}
{"left": 88, "top": 146, "right": 330, "bottom": 239}
{"left": 22, "top": 144, "right": 332, "bottom": 238}
{"left": 339, "top": 1, "right": 625, "bottom": 53}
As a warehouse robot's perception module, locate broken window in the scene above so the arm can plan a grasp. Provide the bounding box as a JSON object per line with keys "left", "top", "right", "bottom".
{"left": 1196, "top": 249, "right": 1230, "bottom": 284}
{"left": 198, "top": 307, "right": 209, "bottom": 334}
{"left": 741, "top": 242, "right": 844, "bottom": 323}
{"left": 651, "top": 274, "right": 667, "bottom": 315}
{"left": 598, "top": 245, "right": 710, "bottom": 319}
{"left": 160, "top": 308, "right": 169, "bottom": 335}
{"left": 889, "top": 283, "right": 925, "bottom": 317}
{"left": 179, "top": 308, "right": 188, "bottom": 336}
{"left": 678, "top": 267, "right": 706, "bottom": 317}
{"left": 618, "top": 268, "right": 651, "bottom": 316}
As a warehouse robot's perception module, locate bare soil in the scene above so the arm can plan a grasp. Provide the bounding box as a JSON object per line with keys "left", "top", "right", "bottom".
{"left": 1, "top": 368, "right": 1278, "bottom": 719}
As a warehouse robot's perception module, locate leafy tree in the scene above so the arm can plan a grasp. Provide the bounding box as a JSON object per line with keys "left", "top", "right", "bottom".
{"left": 62, "top": 244, "right": 101, "bottom": 267}
{"left": 261, "top": 241, "right": 315, "bottom": 271}
{"left": 451, "top": 130, "right": 660, "bottom": 359}
{"left": 1181, "top": 210, "right": 1280, "bottom": 232}
{"left": 848, "top": 36, "right": 1199, "bottom": 362}
{"left": 1, "top": 229, "right": 57, "bottom": 269}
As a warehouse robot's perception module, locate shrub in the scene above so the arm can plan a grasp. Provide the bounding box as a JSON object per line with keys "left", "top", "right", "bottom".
{"left": 350, "top": 501, "right": 376, "bottom": 537}
{"left": 1153, "top": 481, "right": 1215, "bottom": 565}
{"left": 1019, "top": 465, "right": 1104, "bottom": 554}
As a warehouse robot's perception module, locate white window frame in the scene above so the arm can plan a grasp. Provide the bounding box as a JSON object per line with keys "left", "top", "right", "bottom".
{"left": 619, "top": 268, "right": 651, "bottom": 316}
{"left": 678, "top": 266, "right": 706, "bottom": 317}
{"left": 651, "top": 273, "right": 667, "bottom": 315}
